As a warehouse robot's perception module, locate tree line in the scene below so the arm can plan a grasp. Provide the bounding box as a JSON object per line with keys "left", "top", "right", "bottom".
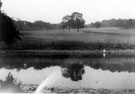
{"left": 15, "top": 20, "right": 61, "bottom": 31}
{"left": 89, "top": 19, "right": 135, "bottom": 28}
{"left": 15, "top": 12, "right": 86, "bottom": 31}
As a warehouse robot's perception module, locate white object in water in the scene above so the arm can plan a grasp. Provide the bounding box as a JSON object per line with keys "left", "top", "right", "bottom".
{"left": 103, "top": 49, "right": 106, "bottom": 53}
{"left": 103, "top": 49, "right": 106, "bottom": 58}
{"left": 103, "top": 53, "right": 106, "bottom": 58}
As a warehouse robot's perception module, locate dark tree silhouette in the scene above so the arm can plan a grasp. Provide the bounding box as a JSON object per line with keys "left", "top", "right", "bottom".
{"left": 0, "top": 0, "right": 2, "bottom": 10}
{"left": 61, "top": 15, "right": 71, "bottom": 31}
{"left": 0, "top": 1, "right": 22, "bottom": 49}
{"left": 71, "top": 12, "right": 85, "bottom": 31}
{"left": 93, "top": 22, "right": 101, "bottom": 28}
{"left": 61, "top": 12, "right": 85, "bottom": 31}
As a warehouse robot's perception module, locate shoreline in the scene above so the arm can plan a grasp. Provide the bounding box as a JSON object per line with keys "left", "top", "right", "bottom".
{"left": 1, "top": 49, "right": 135, "bottom": 58}
{"left": 33, "top": 86, "right": 135, "bottom": 94}
{"left": 20, "top": 84, "right": 135, "bottom": 93}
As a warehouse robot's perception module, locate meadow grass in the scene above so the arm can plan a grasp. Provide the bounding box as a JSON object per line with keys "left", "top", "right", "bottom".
{"left": 1, "top": 27, "right": 135, "bottom": 50}
{"left": 15, "top": 28, "right": 135, "bottom": 50}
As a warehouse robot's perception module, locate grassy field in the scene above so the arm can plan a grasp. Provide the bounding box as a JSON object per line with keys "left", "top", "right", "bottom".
{"left": 1, "top": 27, "right": 135, "bottom": 50}
{"left": 22, "top": 27, "right": 135, "bottom": 43}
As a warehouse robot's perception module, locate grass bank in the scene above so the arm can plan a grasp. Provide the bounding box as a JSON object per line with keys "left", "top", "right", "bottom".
{"left": 1, "top": 50, "right": 135, "bottom": 58}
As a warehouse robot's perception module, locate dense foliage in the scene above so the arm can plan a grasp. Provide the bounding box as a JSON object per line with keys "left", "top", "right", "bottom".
{"left": 15, "top": 20, "right": 60, "bottom": 31}
{"left": 0, "top": 2, "right": 22, "bottom": 48}
{"left": 89, "top": 19, "right": 135, "bottom": 28}
{"left": 61, "top": 12, "right": 85, "bottom": 31}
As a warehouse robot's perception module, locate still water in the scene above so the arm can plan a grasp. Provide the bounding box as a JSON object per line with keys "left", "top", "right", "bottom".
{"left": 0, "top": 57, "right": 135, "bottom": 92}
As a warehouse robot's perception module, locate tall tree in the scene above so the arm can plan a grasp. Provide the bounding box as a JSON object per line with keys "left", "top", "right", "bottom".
{"left": 61, "top": 12, "right": 85, "bottom": 31}
{"left": 71, "top": 12, "right": 85, "bottom": 31}
{"left": 0, "top": 1, "right": 22, "bottom": 49}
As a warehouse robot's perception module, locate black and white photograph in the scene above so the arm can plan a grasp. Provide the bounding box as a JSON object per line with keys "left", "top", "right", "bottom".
{"left": 1, "top": 0, "right": 135, "bottom": 93}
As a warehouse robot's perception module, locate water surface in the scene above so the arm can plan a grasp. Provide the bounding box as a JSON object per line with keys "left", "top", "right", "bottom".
{"left": 0, "top": 57, "right": 135, "bottom": 92}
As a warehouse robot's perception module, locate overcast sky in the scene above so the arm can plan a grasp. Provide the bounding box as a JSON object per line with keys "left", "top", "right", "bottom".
{"left": 1, "top": 0, "right": 135, "bottom": 24}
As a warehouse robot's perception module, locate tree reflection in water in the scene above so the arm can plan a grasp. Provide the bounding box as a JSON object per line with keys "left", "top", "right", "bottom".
{"left": 61, "top": 59, "right": 85, "bottom": 81}
{"left": 0, "top": 72, "right": 22, "bottom": 93}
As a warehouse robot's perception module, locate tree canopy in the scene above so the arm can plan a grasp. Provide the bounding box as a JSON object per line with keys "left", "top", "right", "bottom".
{"left": 0, "top": 1, "right": 22, "bottom": 48}
{"left": 61, "top": 12, "right": 85, "bottom": 31}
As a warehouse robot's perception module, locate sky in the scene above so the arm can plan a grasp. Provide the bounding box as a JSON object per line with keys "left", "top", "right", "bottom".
{"left": 1, "top": 0, "right": 135, "bottom": 24}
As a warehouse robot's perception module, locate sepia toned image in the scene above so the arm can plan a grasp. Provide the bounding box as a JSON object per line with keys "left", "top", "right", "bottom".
{"left": 1, "top": 0, "right": 135, "bottom": 93}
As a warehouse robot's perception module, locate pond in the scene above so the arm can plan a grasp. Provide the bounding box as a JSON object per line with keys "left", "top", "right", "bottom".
{"left": 0, "top": 56, "right": 135, "bottom": 93}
